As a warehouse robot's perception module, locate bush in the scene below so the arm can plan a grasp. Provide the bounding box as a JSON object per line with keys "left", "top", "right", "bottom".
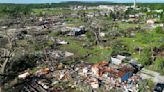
{"left": 138, "top": 79, "right": 154, "bottom": 92}
{"left": 111, "top": 40, "right": 130, "bottom": 56}
{"left": 139, "top": 48, "right": 152, "bottom": 65}
{"left": 155, "top": 57, "right": 164, "bottom": 74}
{"left": 86, "top": 31, "right": 94, "bottom": 42}
{"left": 155, "top": 26, "right": 164, "bottom": 34}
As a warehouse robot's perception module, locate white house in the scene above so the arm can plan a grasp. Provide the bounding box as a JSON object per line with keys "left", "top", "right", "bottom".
{"left": 98, "top": 5, "right": 115, "bottom": 11}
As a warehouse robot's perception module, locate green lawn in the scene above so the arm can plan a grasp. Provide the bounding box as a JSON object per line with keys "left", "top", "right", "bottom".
{"left": 32, "top": 8, "right": 74, "bottom": 15}
{"left": 118, "top": 22, "right": 146, "bottom": 30}
{"left": 118, "top": 31, "right": 163, "bottom": 58}
{"left": 51, "top": 36, "right": 112, "bottom": 63}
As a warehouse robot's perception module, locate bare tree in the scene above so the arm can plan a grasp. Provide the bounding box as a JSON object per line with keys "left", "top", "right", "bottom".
{"left": 88, "top": 18, "right": 106, "bottom": 45}
{"left": 0, "top": 27, "right": 16, "bottom": 92}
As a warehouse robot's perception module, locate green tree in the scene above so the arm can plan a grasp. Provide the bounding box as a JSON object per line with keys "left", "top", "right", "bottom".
{"left": 0, "top": 6, "right": 31, "bottom": 18}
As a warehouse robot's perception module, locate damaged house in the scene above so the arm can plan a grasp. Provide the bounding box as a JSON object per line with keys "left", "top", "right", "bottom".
{"left": 111, "top": 55, "right": 127, "bottom": 65}
{"left": 91, "top": 61, "right": 136, "bottom": 81}
{"left": 67, "top": 26, "right": 86, "bottom": 36}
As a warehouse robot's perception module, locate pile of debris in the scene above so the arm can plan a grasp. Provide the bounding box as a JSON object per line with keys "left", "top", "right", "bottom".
{"left": 46, "top": 50, "right": 74, "bottom": 61}
{"left": 73, "top": 61, "right": 142, "bottom": 92}
{"left": 16, "top": 59, "right": 143, "bottom": 92}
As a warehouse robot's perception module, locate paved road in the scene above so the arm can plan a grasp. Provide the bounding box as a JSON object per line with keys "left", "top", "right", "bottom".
{"left": 140, "top": 68, "right": 164, "bottom": 83}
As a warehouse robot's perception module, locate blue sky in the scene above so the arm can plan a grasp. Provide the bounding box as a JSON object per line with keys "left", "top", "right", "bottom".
{"left": 0, "top": 0, "right": 163, "bottom": 3}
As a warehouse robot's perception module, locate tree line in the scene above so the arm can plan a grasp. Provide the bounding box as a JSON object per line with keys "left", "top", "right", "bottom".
{"left": 0, "top": 2, "right": 164, "bottom": 18}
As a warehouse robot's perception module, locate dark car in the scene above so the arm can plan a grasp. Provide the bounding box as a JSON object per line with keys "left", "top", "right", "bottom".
{"left": 154, "top": 83, "right": 164, "bottom": 92}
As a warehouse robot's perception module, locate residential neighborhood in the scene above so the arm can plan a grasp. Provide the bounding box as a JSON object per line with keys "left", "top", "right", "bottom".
{"left": 0, "top": 1, "right": 164, "bottom": 92}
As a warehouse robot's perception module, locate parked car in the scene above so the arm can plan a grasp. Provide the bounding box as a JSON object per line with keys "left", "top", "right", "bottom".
{"left": 154, "top": 83, "right": 164, "bottom": 92}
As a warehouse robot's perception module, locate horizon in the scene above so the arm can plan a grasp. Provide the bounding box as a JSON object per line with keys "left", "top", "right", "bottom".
{"left": 0, "top": 0, "right": 164, "bottom": 4}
